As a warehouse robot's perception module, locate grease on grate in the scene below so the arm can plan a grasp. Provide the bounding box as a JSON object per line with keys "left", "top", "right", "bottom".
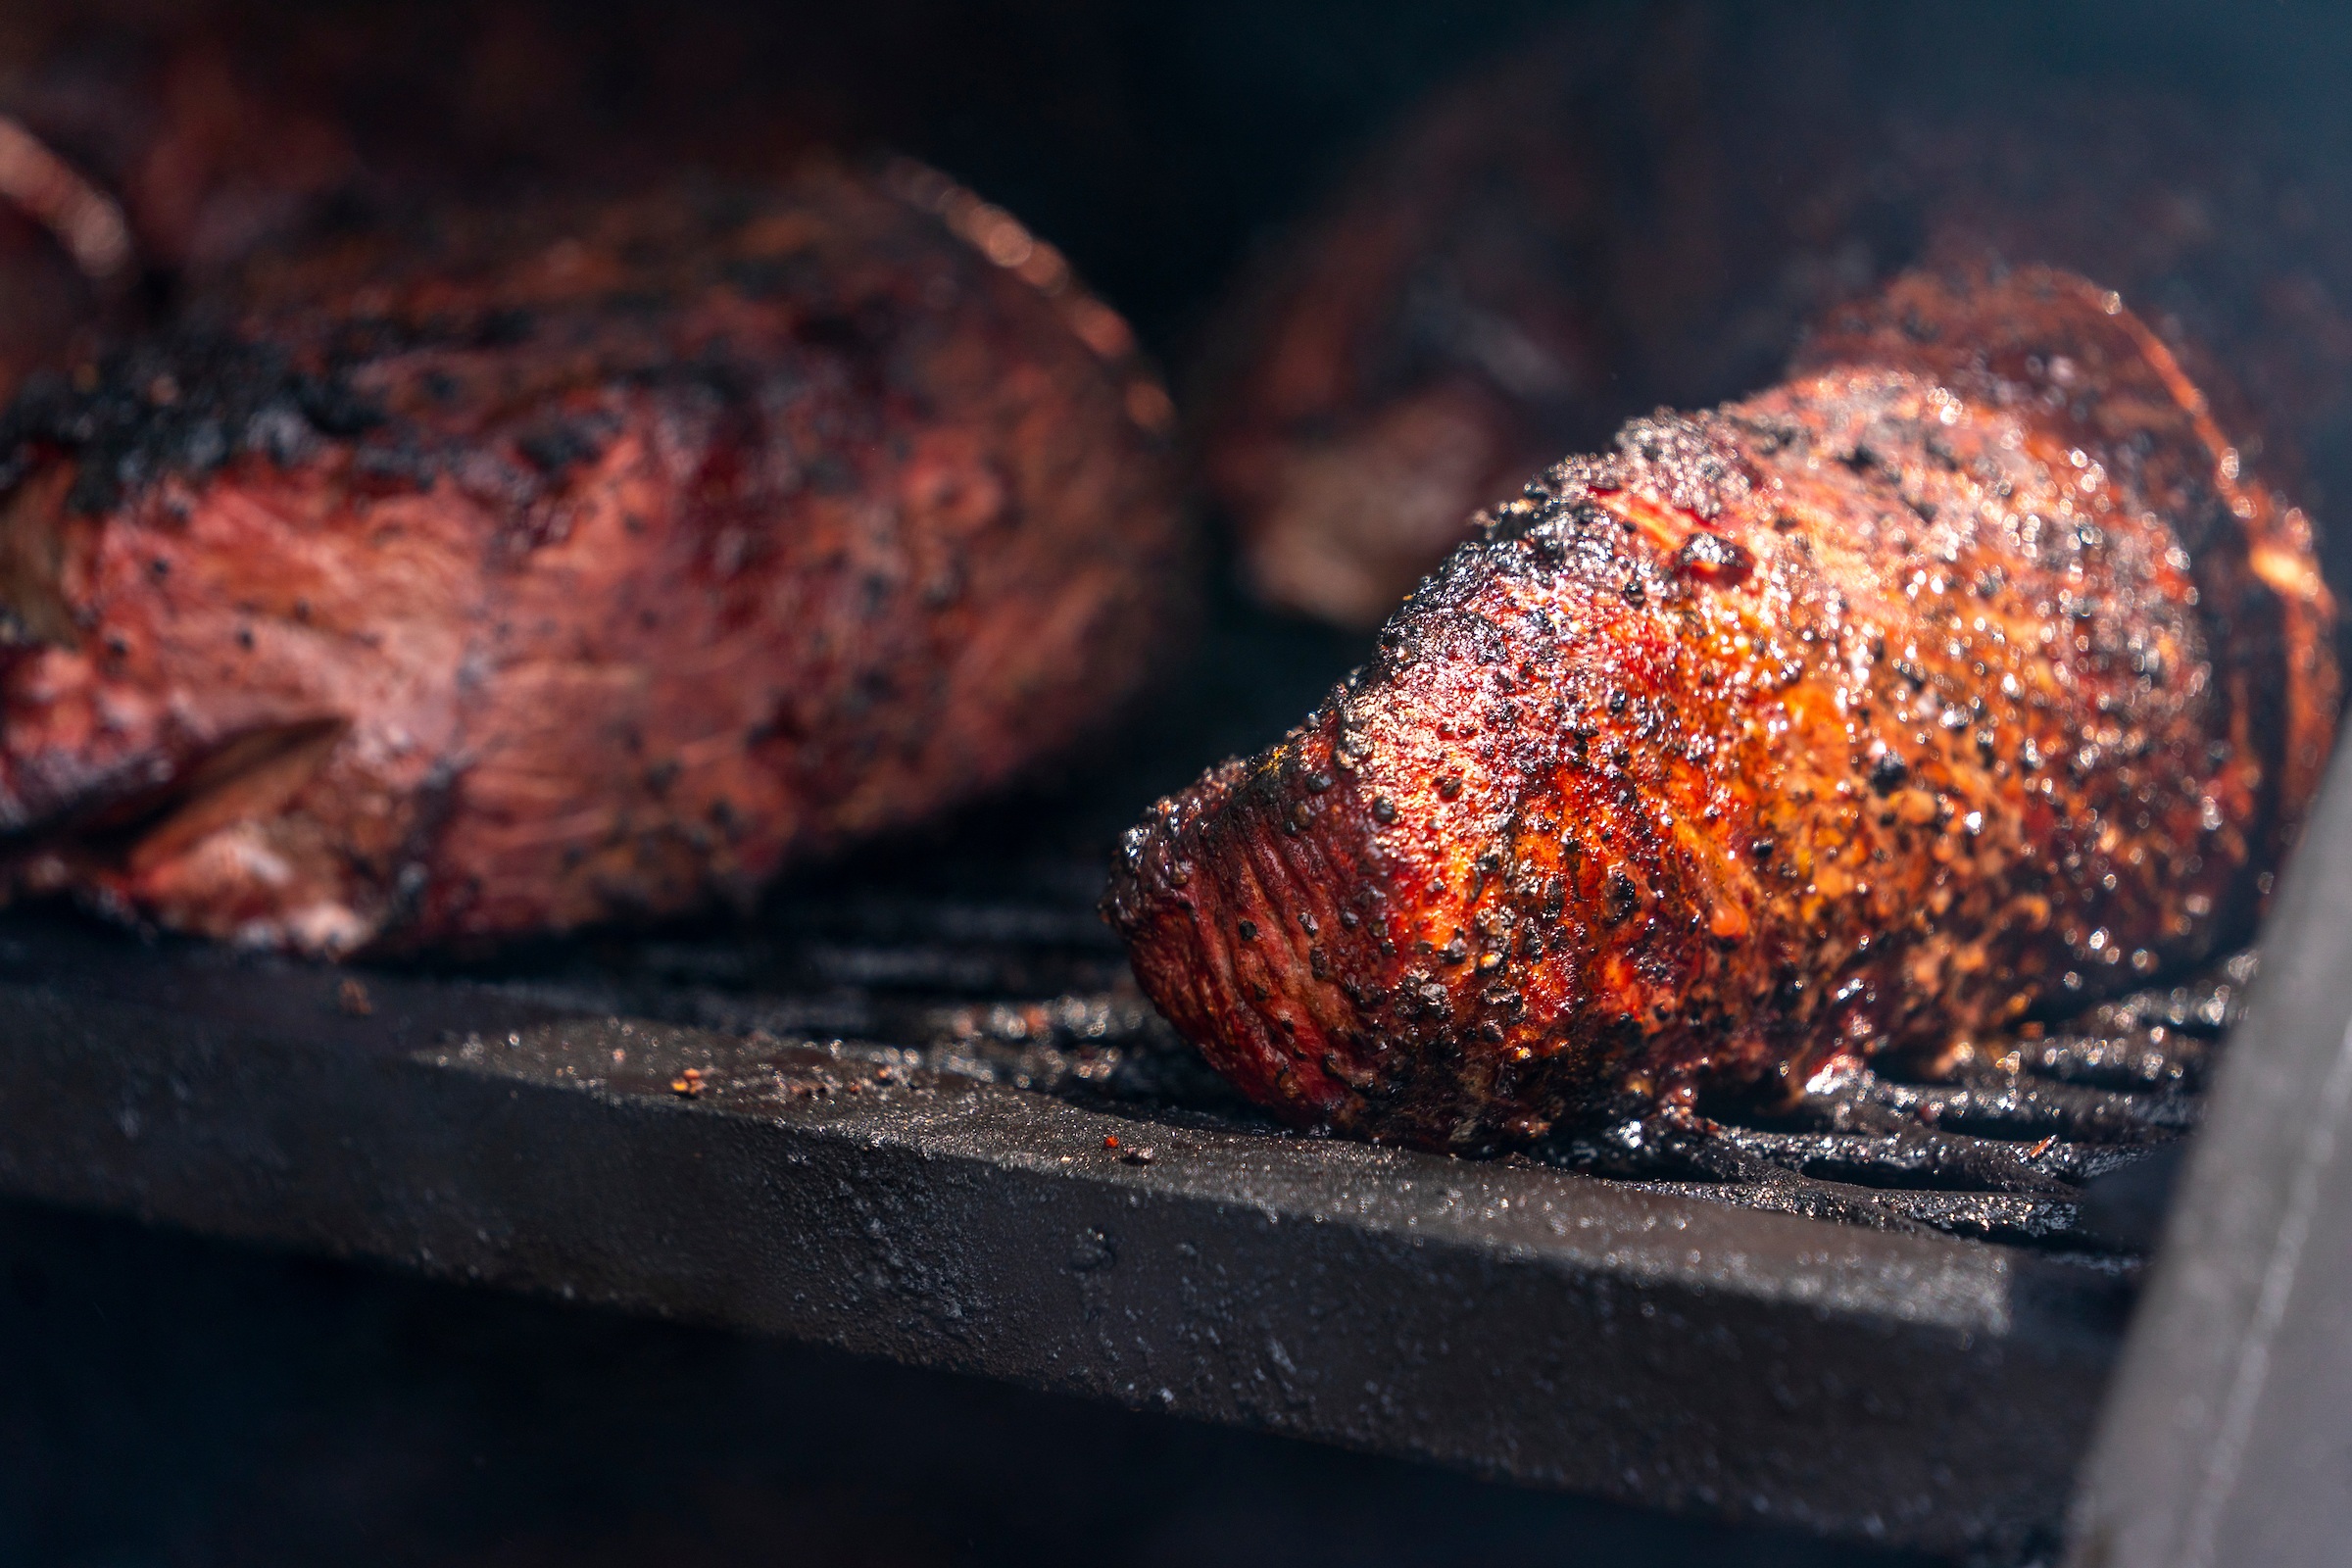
{"left": 458, "top": 863, "right": 2242, "bottom": 1270}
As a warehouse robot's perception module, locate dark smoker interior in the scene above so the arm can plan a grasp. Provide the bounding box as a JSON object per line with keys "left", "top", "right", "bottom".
{"left": 6, "top": 0, "right": 2352, "bottom": 1563}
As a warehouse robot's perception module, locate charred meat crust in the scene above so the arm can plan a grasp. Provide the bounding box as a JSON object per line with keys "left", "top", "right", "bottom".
{"left": 0, "top": 163, "right": 1191, "bottom": 953}
{"left": 1108, "top": 268, "right": 2337, "bottom": 1152}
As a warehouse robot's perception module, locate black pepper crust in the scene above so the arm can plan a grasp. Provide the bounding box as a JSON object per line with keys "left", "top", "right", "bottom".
{"left": 1109, "top": 267, "right": 2337, "bottom": 1152}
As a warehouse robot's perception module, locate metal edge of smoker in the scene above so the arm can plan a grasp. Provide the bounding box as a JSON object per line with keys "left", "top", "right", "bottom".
{"left": 2066, "top": 736, "right": 2352, "bottom": 1568}
{"left": 0, "top": 917, "right": 2119, "bottom": 1563}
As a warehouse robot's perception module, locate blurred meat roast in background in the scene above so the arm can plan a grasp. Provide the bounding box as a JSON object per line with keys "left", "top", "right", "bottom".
{"left": 1201, "top": 3, "right": 2352, "bottom": 626}
{"left": 0, "top": 17, "right": 354, "bottom": 397}
{"left": 0, "top": 0, "right": 850, "bottom": 400}
{"left": 0, "top": 165, "right": 1189, "bottom": 953}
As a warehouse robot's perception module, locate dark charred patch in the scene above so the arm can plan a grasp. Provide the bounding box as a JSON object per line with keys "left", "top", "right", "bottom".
{"left": 515, "top": 416, "right": 615, "bottom": 477}
{"left": 1674, "top": 530, "right": 1753, "bottom": 587}
{"left": 0, "top": 335, "right": 385, "bottom": 514}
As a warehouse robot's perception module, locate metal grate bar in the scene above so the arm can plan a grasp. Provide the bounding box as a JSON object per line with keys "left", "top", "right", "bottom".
{"left": 1560, "top": 959, "right": 2252, "bottom": 1250}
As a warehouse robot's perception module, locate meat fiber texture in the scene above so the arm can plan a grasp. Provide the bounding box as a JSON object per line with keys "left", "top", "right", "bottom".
{"left": 0, "top": 161, "right": 1190, "bottom": 954}
{"left": 1200, "top": 5, "right": 2352, "bottom": 627}
{"left": 1110, "top": 268, "right": 2338, "bottom": 1152}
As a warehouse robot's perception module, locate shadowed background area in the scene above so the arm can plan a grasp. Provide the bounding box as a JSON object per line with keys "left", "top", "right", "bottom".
{"left": 0, "top": 1198, "right": 1929, "bottom": 1567}
{"left": 6, "top": 0, "right": 2352, "bottom": 1562}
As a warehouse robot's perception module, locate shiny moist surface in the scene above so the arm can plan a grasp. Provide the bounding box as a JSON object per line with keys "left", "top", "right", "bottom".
{"left": 1110, "top": 269, "right": 2337, "bottom": 1151}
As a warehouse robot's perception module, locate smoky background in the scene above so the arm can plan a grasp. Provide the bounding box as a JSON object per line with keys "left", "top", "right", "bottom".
{"left": 5, "top": 1, "right": 2350, "bottom": 1564}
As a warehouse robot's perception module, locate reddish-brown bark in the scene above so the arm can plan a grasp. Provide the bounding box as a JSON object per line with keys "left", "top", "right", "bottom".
{"left": 0, "top": 164, "right": 1189, "bottom": 952}
{"left": 1113, "top": 269, "right": 2336, "bottom": 1150}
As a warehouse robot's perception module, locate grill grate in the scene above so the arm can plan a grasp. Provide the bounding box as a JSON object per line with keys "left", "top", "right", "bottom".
{"left": 428, "top": 825, "right": 2242, "bottom": 1266}
{"left": 0, "top": 583, "right": 2223, "bottom": 1561}
{"left": 1655, "top": 956, "right": 2248, "bottom": 1251}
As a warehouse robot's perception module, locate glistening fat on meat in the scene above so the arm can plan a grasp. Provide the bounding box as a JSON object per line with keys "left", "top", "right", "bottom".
{"left": 1109, "top": 268, "right": 2336, "bottom": 1152}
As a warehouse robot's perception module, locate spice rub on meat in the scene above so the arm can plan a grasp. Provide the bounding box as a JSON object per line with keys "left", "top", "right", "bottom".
{"left": 1108, "top": 268, "right": 2337, "bottom": 1152}
{"left": 0, "top": 162, "right": 1189, "bottom": 953}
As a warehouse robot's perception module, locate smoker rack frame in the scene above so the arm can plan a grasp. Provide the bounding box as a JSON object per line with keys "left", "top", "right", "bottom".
{"left": 0, "top": 906, "right": 2125, "bottom": 1564}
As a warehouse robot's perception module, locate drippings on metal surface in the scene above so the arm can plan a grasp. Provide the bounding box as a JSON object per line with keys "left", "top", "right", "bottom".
{"left": 0, "top": 593, "right": 2214, "bottom": 1564}
{"left": 441, "top": 835, "right": 2240, "bottom": 1264}
{"left": 0, "top": 893, "right": 2128, "bottom": 1564}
